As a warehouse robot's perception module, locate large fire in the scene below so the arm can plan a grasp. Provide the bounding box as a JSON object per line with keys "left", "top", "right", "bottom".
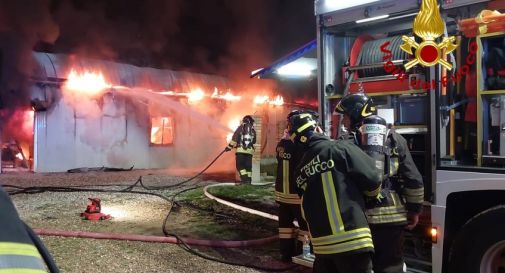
{"left": 269, "top": 95, "right": 284, "bottom": 106}
{"left": 253, "top": 95, "right": 284, "bottom": 106}
{"left": 211, "top": 89, "right": 241, "bottom": 101}
{"left": 65, "top": 68, "right": 283, "bottom": 107}
{"left": 65, "top": 70, "right": 111, "bottom": 96}
{"left": 186, "top": 88, "right": 205, "bottom": 103}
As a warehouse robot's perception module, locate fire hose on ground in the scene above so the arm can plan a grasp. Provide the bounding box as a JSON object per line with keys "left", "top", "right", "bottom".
{"left": 4, "top": 148, "right": 300, "bottom": 271}
{"left": 34, "top": 228, "right": 278, "bottom": 248}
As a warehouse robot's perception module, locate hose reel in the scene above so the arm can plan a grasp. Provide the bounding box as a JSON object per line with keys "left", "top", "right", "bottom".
{"left": 356, "top": 35, "right": 409, "bottom": 78}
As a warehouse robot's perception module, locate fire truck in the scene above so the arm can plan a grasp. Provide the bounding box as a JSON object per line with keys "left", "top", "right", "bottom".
{"left": 314, "top": 0, "right": 505, "bottom": 272}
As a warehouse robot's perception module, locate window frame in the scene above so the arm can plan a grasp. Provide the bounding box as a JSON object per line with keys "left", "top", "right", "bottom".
{"left": 149, "top": 116, "right": 175, "bottom": 146}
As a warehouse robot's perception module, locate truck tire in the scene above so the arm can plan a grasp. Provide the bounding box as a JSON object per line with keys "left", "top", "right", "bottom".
{"left": 448, "top": 205, "right": 505, "bottom": 273}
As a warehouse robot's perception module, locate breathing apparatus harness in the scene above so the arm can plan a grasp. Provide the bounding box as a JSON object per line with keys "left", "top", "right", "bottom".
{"left": 354, "top": 115, "right": 400, "bottom": 206}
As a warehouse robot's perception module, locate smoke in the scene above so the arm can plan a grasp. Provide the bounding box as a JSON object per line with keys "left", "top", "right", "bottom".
{"left": 51, "top": 0, "right": 184, "bottom": 65}
{"left": 0, "top": 0, "right": 59, "bottom": 141}
{"left": 0, "top": 0, "right": 314, "bottom": 174}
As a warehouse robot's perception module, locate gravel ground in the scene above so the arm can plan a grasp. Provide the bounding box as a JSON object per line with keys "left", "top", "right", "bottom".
{"left": 1, "top": 170, "right": 308, "bottom": 273}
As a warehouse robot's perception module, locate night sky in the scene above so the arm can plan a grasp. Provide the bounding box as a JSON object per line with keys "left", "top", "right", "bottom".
{"left": 1, "top": 0, "right": 315, "bottom": 77}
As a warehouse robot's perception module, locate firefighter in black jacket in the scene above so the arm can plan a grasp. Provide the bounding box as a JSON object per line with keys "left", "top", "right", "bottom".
{"left": 225, "top": 115, "right": 256, "bottom": 183}
{"left": 0, "top": 186, "right": 59, "bottom": 273}
{"left": 335, "top": 93, "right": 424, "bottom": 273}
{"left": 290, "top": 112, "right": 382, "bottom": 273}
{"left": 275, "top": 110, "right": 309, "bottom": 261}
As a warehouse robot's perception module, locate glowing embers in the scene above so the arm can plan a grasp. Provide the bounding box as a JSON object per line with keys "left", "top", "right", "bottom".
{"left": 253, "top": 95, "right": 269, "bottom": 105}
{"left": 253, "top": 95, "right": 284, "bottom": 106}
{"left": 175, "top": 88, "right": 241, "bottom": 103}
{"left": 269, "top": 95, "right": 284, "bottom": 106}
{"left": 150, "top": 117, "right": 174, "bottom": 145}
{"left": 186, "top": 88, "right": 205, "bottom": 103}
{"left": 65, "top": 70, "right": 111, "bottom": 96}
{"left": 211, "top": 88, "right": 241, "bottom": 101}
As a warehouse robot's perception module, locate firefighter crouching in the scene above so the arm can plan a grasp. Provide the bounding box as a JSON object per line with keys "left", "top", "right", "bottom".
{"left": 275, "top": 110, "right": 310, "bottom": 261}
{"left": 335, "top": 93, "right": 424, "bottom": 273}
{"left": 289, "top": 112, "right": 382, "bottom": 273}
{"left": 0, "top": 186, "right": 59, "bottom": 273}
{"left": 225, "top": 115, "right": 256, "bottom": 183}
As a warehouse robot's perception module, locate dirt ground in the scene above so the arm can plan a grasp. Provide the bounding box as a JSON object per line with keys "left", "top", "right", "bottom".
{"left": 1, "top": 170, "right": 311, "bottom": 273}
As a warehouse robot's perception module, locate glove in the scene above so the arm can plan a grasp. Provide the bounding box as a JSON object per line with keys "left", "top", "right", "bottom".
{"left": 405, "top": 212, "right": 420, "bottom": 230}
{"left": 224, "top": 147, "right": 232, "bottom": 152}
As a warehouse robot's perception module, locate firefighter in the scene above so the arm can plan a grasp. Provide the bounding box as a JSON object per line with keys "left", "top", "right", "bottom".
{"left": 335, "top": 93, "right": 424, "bottom": 273}
{"left": 275, "top": 110, "right": 310, "bottom": 261}
{"left": 290, "top": 112, "right": 382, "bottom": 273}
{"left": 225, "top": 115, "right": 256, "bottom": 183}
{"left": 0, "top": 186, "right": 59, "bottom": 273}
{"left": 302, "top": 110, "right": 324, "bottom": 134}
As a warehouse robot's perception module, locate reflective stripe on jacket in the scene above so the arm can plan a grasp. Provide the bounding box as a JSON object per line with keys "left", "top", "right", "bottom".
{"left": 0, "top": 187, "right": 48, "bottom": 273}
{"left": 275, "top": 139, "right": 302, "bottom": 205}
{"left": 0, "top": 242, "right": 47, "bottom": 272}
{"left": 295, "top": 135, "right": 382, "bottom": 255}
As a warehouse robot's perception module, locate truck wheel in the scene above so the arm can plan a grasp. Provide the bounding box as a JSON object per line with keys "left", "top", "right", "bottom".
{"left": 448, "top": 206, "right": 505, "bottom": 273}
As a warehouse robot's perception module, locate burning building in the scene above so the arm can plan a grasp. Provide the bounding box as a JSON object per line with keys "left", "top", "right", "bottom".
{"left": 1, "top": 52, "right": 311, "bottom": 177}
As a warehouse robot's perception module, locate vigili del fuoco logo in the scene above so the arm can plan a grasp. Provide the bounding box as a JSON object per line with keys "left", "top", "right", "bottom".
{"left": 400, "top": 0, "right": 458, "bottom": 70}
{"left": 380, "top": 0, "right": 477, "bottom": 91}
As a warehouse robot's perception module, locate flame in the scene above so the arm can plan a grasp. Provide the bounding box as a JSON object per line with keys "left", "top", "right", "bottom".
{"left": 150, "top": 126, "right": 160, "bottom": 143}
{"left": 220, "top": 91, "right": 241, "bottom": 101}
{"left": 22, "top": 110, "right": 34, "bottom": 135}
{"left": 187, "top": 88, "right": 205, "bottom": 103}
{"left": 253, "top": 95, "right": 284, "bottom": 106}
{"left": 253, "top": 95, "right": 269, "bottom": 105}
{"left": 65, "top": 70, "right": 110, "bottom": 96}
{"left": 15, "top": 152, "right": 23, "bottom": 160}
{"left": 211, "top": 88, "right": 241, "bottom": 101}
{"left": 211, "top": 88, "right": 218, "bottom": 98}
{"left": 413, "top": 0, "right": 444, "bottom": 41}
{"left": 226, "top": 118, "right": 241, "bottom": 142}
{"left": 269, "top": 95, "right": 284, "bottom": 106}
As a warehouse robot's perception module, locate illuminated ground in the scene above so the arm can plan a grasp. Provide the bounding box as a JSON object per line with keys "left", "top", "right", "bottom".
{"left": 3, "top": 170, "right": 310, "bottom": 273}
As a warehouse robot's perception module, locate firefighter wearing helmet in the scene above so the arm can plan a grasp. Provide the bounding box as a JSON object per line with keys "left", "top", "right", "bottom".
{"left": 274, "top": 110, "right": 310, "bottom": 261}
{"left": 335, "top": 93, "right": 424, "bottom": 273}
{"left": 225, "top": 115, "right": 256, "bottom": 183}
{"left": 0, "top": 186, "right": 59, "bottom": 273}
{"left": 289, "top": 112, "right": 382, "bottom": 273}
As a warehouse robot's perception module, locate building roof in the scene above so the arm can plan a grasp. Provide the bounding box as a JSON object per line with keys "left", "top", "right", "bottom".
{"left": 31, "top": 52, "right": 232, "bottom": 92}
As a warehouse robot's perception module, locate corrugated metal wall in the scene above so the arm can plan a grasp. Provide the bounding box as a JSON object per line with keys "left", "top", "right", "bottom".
{"left": 31, "top": 52, "right": 233, "bottom": 172}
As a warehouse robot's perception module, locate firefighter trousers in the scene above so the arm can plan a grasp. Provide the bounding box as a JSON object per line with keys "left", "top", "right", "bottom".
{"left": 313, "top": 251, "right": 373, "bottom": 273}
{"left": 278, "top": 203, "right": 309, "bottom": 260}
{"left": 371, "top": 224, "right": 405, "bottom": 273}
{"left": 235, "top": 153, "right": 252, "bottom": 183}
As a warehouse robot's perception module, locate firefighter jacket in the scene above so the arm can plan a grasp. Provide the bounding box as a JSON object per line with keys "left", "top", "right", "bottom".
{"left": 227, "top": 122, "right": 256, "bottom": 155}
{"left": 275, "top": 138, "right": 303, "bottom": 205}
{"left": 294, "top": 134, "right": 382, "bottom": 256}
{"left": 365, "top": 130, "right": 424, "bottom": 226}
{"left": 0, "top": 187, "right": 48, "bottom": 272}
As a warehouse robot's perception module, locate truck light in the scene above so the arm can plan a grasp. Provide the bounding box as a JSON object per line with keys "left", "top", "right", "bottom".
{"left": 356, "top": 14, "right": 389, "bottom": 24}
{"left": 430, "top": 227, "right": 438, "bottom": 243}
{"left": 323, "top": 0, "right": 380, "bottom": 12}
{"left": 276, "top": 63, "right": 313, "bottom": 77}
